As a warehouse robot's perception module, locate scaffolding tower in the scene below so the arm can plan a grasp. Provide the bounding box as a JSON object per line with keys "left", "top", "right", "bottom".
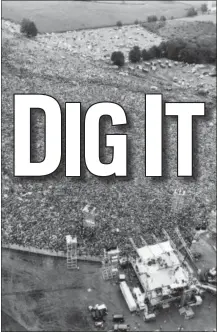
{"left": 101, "top": 248, "right": 119, "bottom": 281}
{"left": 102, "top": 261, "right": 117, "bottom": 281}
{"left": 66, "top": 235, "right": 78, "bottom": 269}
{"left": 163, "top": 228, "right": 195, "bottom": 265}
{"left": 175, "top": 227, "right": 195, "bottom": 263}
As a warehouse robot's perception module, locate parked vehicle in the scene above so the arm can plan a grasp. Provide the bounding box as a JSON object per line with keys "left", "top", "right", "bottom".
{"left": 143, "top": 312, "right": 156, "bottom": 322}
{"left": 95, "top": 321, "right": 104, "bottom": 328}
{"left": 119, "top": 281, "right": 137, "bottom": 312}
{"left": 95, "top": 304, "right": 107, "bottom": 316}
{"left": 112, "top": 314, "right": 124, "bottom": 323}
{"left": 91, "top": 309, "right": 104, "bottom": 321}
{"left": 113, "top": 324, "right": 130, "bottom": 331}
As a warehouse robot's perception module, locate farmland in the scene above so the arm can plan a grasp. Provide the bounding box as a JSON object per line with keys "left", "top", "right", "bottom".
{"left": 2, "top": 0, "right": 196, "bottom": 32}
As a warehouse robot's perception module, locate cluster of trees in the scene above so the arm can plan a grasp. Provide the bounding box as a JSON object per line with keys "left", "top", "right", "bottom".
{"left": 111, "top": 35, "right": 216, "bottom": 67}
{"left": 20, "top": 18, "right": 38, "bottom": 37}
{"left": 187, "top": 3, "right": 208, "bottom": 17}
{"left": 116, "top": 15, "right": 166, "bottom": 28}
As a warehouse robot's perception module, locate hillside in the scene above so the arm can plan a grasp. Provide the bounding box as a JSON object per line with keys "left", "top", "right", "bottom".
{"left": 1, "top": 19, "right": 216, "bottom": 257}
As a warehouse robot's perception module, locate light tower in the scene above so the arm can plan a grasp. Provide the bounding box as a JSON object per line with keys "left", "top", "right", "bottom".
{"left": 66, "top": 235, "right": 78, "bottom": 269}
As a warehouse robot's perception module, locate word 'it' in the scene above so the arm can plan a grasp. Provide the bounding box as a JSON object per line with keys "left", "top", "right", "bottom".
{"left": 14, "top": 94, "right": 205, "bottom": 178}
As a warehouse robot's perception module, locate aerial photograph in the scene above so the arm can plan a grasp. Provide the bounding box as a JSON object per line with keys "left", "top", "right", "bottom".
{"left": 1, "top": 0, "right": 216, "bottom": 331}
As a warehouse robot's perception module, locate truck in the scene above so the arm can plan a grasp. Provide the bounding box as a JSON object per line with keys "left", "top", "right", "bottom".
{"left": 113, "top": 324, "right": 130, "bottom": 331}
{"left": 120, "top": 281, "right": 137, "bottom": 312}
{"left": 133, "top": 287, "right": 146, "bottom": 310}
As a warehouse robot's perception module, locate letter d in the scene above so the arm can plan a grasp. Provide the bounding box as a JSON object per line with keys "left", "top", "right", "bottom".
{"left": 14, "top": 95, "right": 61, "bottom": 176}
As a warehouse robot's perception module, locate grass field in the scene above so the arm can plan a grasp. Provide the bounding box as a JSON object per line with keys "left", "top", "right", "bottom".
{"left": 142, "top": 18, "right": 216, "bottom": 45}
{"left": 2, "top": 0, "right": 194, "bottom": 32}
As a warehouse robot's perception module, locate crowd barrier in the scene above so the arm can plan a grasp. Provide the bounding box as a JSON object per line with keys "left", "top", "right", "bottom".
{"left": 2, "top": 243, "right": 102, "bottom": 263}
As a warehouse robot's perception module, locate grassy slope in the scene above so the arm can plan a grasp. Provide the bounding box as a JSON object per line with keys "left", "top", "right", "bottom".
{"left": 1, "top": 20, "right": 216, "bottom": 255}
{"left": 2, "top": 1, "right": 193, "bottom": 32}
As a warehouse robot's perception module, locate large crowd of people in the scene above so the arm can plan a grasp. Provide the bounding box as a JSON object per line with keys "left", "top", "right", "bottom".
{"left": 2, "top": 175, "right": 208, "bottom": 260}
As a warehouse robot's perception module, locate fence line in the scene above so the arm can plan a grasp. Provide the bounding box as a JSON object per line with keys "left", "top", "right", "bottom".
{"left": 2, "top": 243, "right": 102, "bottom": 263}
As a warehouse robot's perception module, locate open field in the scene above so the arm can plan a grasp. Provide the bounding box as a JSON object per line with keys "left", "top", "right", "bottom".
{"left": 142, "top": 19, "right": 216, "bottom": 43}
{"left": 2, "top": 249, "right": 216, "bottom": 331}
{"left": 2, "top": 1, "right": 194, "bottom": 32}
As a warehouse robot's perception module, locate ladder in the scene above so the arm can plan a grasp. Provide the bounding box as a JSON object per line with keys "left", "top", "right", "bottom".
{"left": 67, "top": 248, "right": 77, "bottom": 269}
{"left": 66, "top": 235, "right": 78, "bottom": 270}
{"left": 67, "top": 254, "right": 77, "bottom": 269}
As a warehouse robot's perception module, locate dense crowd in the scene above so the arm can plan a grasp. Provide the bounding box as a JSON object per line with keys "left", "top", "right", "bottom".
{"left": 2, "top": 174, "right": 210, "bottom": 260}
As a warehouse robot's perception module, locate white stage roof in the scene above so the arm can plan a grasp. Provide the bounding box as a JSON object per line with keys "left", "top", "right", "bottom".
{"left": 135, "top": 240, "right": 189, "bottom": 292}
{"left": 137, "top": 240, "right": 174, "bottom": 261}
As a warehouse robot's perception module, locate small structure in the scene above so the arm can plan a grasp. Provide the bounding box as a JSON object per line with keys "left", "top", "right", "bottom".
{"left": 82, "top": 204, "right": 96, "bottom": 228}
{"left": 119, "top": 274, "right": 126, "bottom": 282}
{"left": 66, "top": 235, "right": 77, "bottom": 269}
